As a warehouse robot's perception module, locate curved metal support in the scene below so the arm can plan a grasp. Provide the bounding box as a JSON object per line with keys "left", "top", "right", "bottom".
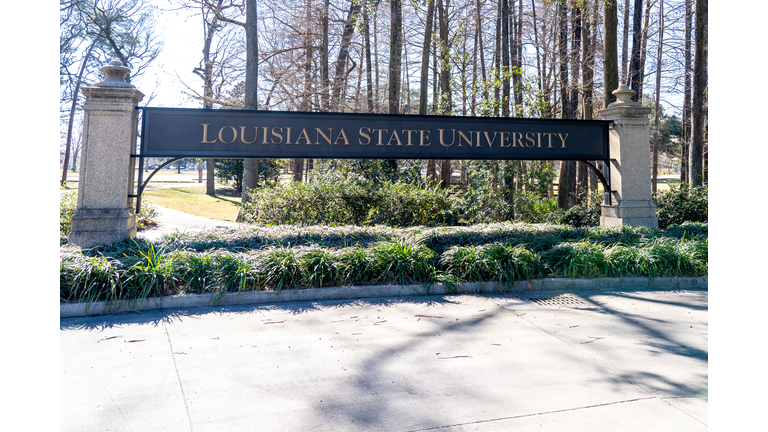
{"left": 132, "top": 157, "right": 183, "bottom": 214}
{"left": 579, "top": 160, "right": 612, "bottom": 206}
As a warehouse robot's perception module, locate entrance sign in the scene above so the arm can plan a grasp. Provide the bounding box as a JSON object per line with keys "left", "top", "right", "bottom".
{"left": 139, "top": 107, "right": 610, "bottom": 161}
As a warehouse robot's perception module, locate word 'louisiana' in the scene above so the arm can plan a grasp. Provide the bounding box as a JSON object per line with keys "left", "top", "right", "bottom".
{"left": 201, "top": 124, "right": 570, "bottom": 149}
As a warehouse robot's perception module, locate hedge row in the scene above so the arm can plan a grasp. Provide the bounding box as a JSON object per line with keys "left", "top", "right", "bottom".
{"left": 61, "top": 222, "right": 707, "bottom": 305}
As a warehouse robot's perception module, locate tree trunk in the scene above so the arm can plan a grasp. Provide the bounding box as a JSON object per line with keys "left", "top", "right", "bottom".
{"left": 531, "top": 0, "right": 543, "bottom": 100}
{"left": 584, "top": 0, "right": 599, "bottom": 193}
{"left": 389, "top": 0, "right": 403, "bottom": 115}
{"left": 603, "top": 0, "right": 619, "bottom": 108}
{"left": 681, "top": 0, "right": 692, "bottom": 182}
{"left": 476, "top": 0, "right": 487, "bottom": 84}
{"left": 570, "top": 4, "right": 581, "bottom": 120}
{"left": 420, "top": 0, "right": 437, "bottom": 184}
{"left": 206, "top": 158, "right": 216, "bottom": 195}
{"left": 295, "top": 0, "right": 312, "bottom": 182}
{"left": 438, "top": 0, "right": 451, "bottom": 188}
{"left": 557, "top": 0, "right": 573, "bottom": 209}
{"left": 512, "top": 0, "right": 523, "bottom": 116}
{"left": 321, "top": 0, "right": 330, "bottom": 111}
{"left": 241, "top": 0, "right": 260, "bottom": 212}
{"left": 419, "top": 0, "right": 435, "bottom": 116}
{"left": 437, "top": 0, "right": 451, "bottom": 113}
{"left": 652, "top": 0, "right": 664, "bottom": 193}
{"left": 384, "top": 0, "right": 403, "bottom": 178}
{"left": 690, "top": 0, "right": 707, "bottom": 186}
{"left": 331, "top": 1, "right": 362, "bottom": 109}
{"left": 628, "top": 0, "right": 643, "bottom": 101}
{"left": 374, "top": 8, "right": 380, "bottom": 112}
{"left": 440, "top": 160, "right": 451, "bottom": 189}
{"left": 501, "top": 0, "right": 511, "bottom": 117}
{"left": 636, "top": 0, "right": 651, "bottom": 103}
{"left": 364, "top": 3, "right": 374, "bottom": 113}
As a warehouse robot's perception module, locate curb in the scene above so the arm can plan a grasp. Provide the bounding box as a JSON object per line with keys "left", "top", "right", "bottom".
{"left": 60, "top": 276, "right": 708, "bottom": 318}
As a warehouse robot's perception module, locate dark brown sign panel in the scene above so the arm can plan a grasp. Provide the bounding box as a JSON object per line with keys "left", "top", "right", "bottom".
{"left": 139, "top": 107, "right": 610, "bottom": 160}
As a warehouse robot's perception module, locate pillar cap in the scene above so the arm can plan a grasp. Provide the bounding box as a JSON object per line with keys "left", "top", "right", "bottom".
{"left": 92, "top": 60, "right": 135, "bottom": 89}
{"left": 607, "top": 84, "right": 640, "bottom": 108}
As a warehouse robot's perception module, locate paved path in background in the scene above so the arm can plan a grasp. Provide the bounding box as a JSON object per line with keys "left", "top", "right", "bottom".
{"left": 60, "top": 290, "right": 708, "bottom": 432}
{"left": 138, "top": 204, "right": 243, "bottom": 241}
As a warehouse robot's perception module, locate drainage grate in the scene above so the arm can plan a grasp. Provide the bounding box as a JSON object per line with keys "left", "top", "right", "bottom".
{"left": 529, "top": 293, "right": 590, "bottom": 308}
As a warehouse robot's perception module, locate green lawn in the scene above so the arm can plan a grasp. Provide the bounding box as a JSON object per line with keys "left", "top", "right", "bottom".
{"left": 143, "top": 184, "right": 242, "bottom": 222}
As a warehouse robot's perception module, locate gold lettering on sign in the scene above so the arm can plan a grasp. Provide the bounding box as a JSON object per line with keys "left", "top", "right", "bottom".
{"left": 285, "top": 127, "right": 293, "bottom": 145}
{"left": 402, "top": 130, "right": 417, "bottom": 146}
{"left": 373, "top": 129, "right": 388, "bottom": 146}
{"left": 359, "top": 127, "right": 372, "bottom": 145}
{"left": 240, "top": 126, "right": 258, "bottom": 144}
{"left": 335, "top": 129, "right": 351, "bottom": 145}
{"left": 499, "top": 131, "right": 511, "bottom": 147}
{"left": 457, "top": 131, "right": 472, "bottom": 147}
{"left": 525, "top": 132, "right": 536, "bottom": 148}
{"left": 296, "top": 128, "right": 312, "bottom": 145}
{"left": 201, "top": 124, "right": 217, "bottom": 144}
{"left": 387, "top": 130, "right": 403, "bottom": 146}
{"left": 218, "top": 126, "right": 237, "bottom": 144}
{"left": 419, "top": 130, "right": 431, "bottom": 146}
{"left": 438, "top": 129, "right": 456, "bottom": 147}
{"left": 262, "top": 127, "right": 269, "bottom": 144}
{"left": 545, "top": 132, "right": 556, "bottom": 148}
{"left": 482, "top": 131, "right": 498, "bottom": 147}
{"left": 557, "top": 133, "right": 569, "bottom": 148}
{"left": 271, "top": 127, "right": 283, "bottom": 144}
{"left": 315, "top": 128, "right": 333, "bottom": 146}
{"left": 512, "top": 132, "right": 523, "bottom": 148}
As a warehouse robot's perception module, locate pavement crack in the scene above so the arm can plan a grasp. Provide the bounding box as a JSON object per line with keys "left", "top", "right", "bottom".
{"left": 164, "top": 322, "right": 195, "bottom": 432}
{"left": 403, "top": 397, "right": 658, "bottom": 431}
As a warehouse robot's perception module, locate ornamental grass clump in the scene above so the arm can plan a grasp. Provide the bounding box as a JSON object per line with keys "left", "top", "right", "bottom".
{"left": 60, "top": 252, "right": 124, "bottom": 307}
{"left": 641, "top": 237, "right": 707, "bottom": 277}
{"left": 257, "top": 246, "right": 304, "bottom": 292}
{"left": 120, "top": 242, "right": 177, "bottom": 300}
{"left": 334, "top": 246, "right": 378, "bottom": 285}
{"left": 439, "top": 243, "right": 541, "bottom": 285}
{"left": 542, "top": 241, "right": 608, "bottom": 278}
{"left": 371, "top": 238, "right": 437, "bottom": 286}
{"left": 211, "top": 253, "right": 258, "bottom": 298}
{"left": 173, "top": 252, "right": 216, "bottom": 294}
{"left": 301, "top": 247, "right": 345, "bottom": 288}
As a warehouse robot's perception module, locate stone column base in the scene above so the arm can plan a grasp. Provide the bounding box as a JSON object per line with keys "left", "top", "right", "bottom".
{"left": 600, "top": 201, "right": 658, "bottom": 229}
{"left": 68, "top": 207, "right": 136, "bottom": 248}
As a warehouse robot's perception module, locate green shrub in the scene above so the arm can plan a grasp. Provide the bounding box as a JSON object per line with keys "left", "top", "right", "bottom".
{"left": 514, "top": 191, "right": 562, "bottom": 224}
{"left": 560, "top": 194, "right": 601, "bottom": 228}
{"left": 241, "top": 178, "right": 457, "bottom": 227}
{"left": 654, "top": 183, "right": 708, "bottom": 229}
{"left": 240, "top": 178, "right": 362, "bottom": 225}
{"left": 365, "top": 182, "right": 457, "bottom": 227}
{"left": 60, "top": 191, "right": 77, "bottom": 237}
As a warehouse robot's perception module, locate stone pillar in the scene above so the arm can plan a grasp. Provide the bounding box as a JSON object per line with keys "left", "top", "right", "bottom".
{"left": 68, "top": 60, "right": 144, "bottom": 247}
{"left": 598, "top": 85, "right": 658, "bottom": 228}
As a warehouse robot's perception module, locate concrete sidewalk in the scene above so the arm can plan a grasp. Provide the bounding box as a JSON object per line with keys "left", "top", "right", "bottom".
{"left": 60, "top": 289, "right": 708, "bottom": 431}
